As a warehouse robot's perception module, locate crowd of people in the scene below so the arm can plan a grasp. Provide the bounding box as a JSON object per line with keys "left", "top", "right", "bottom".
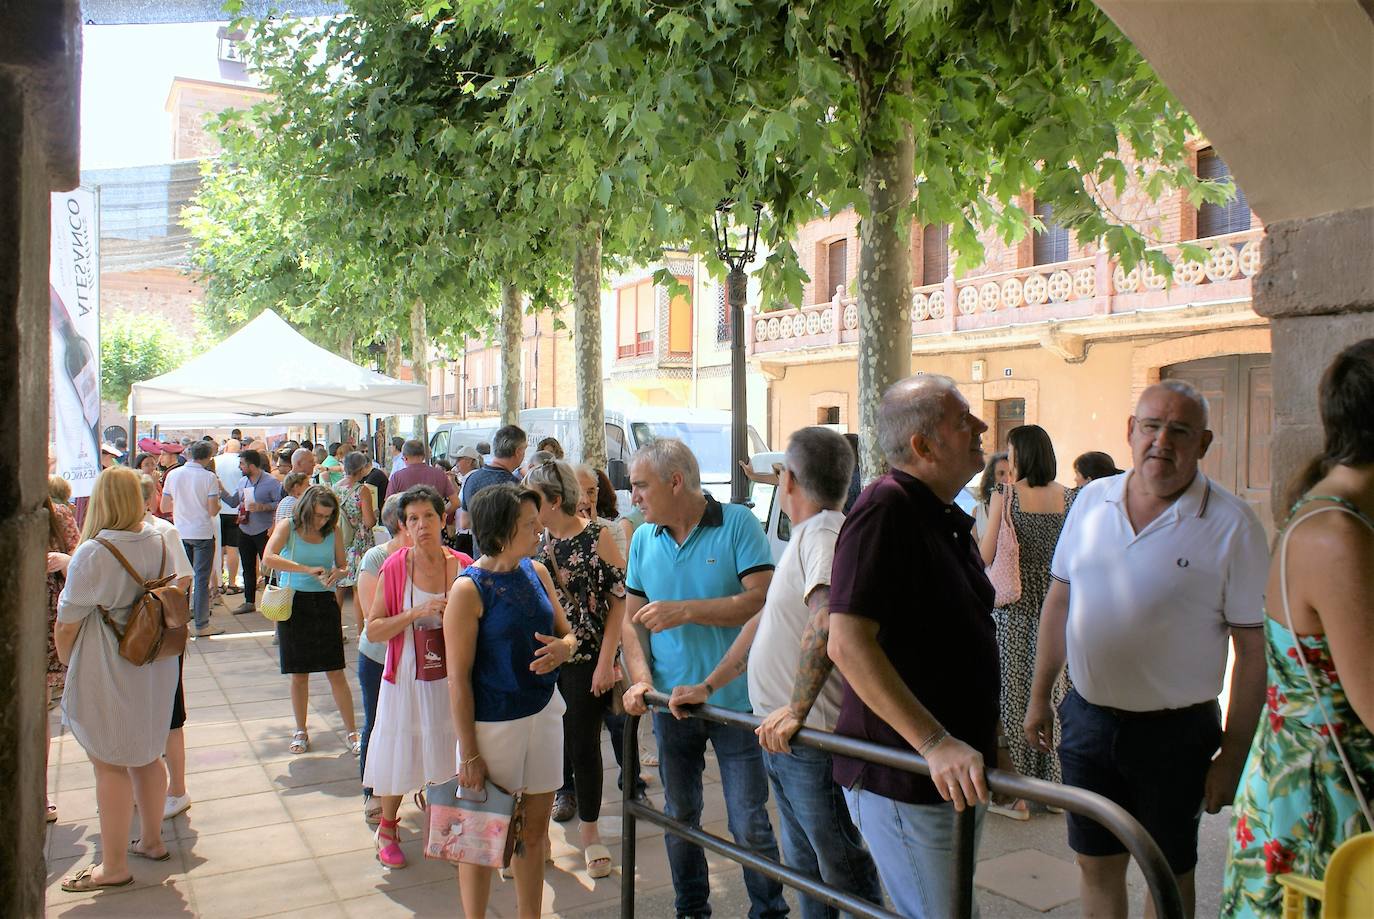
{"left": 44, "top": 340, "right": 1372, "bottom": 918}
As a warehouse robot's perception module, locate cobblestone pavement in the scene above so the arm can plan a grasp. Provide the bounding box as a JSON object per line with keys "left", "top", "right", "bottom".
{"left": 45, "top": 593, "right": 1230, "bottom": 917}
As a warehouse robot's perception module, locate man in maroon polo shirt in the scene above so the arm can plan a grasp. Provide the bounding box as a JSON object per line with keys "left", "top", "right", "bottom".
{"left": 383, "top": 438, "right": 457, "bottom": 518}
{"left": 827, "top": 373, "right": 999, "bottom": 919}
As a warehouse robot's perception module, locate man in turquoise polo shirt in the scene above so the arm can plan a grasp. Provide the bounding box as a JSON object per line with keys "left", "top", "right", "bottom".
{"left": 622, "top": 438, "right": 787, "bottom": 919}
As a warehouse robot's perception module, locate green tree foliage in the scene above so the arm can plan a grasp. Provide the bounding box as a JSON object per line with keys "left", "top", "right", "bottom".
{"left": 100, "top": 310, "right": 189, "bottom": 409}
{"left": 435, "top": 0, "right": 1232, "bottom": 476}
{"left": 190, "top": 0, "right": 1234, "bottom": 477}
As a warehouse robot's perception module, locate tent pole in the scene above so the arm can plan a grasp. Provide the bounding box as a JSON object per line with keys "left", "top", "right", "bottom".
{"left": 127, "top": 415, "right": 137, "bottom": 466}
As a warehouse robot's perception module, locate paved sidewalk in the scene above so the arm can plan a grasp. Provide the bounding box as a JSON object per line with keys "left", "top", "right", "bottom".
{"left": 44, "top": 593, "right": 1230, "bottom": 917}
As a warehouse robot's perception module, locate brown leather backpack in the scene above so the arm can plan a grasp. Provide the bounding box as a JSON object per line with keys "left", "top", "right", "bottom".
{"left": 94, "top": 536, "right": 191, "bottom": 665}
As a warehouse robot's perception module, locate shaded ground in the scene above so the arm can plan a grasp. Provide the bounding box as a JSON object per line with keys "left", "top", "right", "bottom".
{"left": 44, "top": 594, "right": 1229, "bottom": 917}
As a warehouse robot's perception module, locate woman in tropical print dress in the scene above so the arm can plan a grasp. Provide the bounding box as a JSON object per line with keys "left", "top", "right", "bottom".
{"left": 1222, "top": 339, "right": 1374, "bottom": 917}
{"left": 979, "top": 424, "right": 1078, "bottom": 819}
{"left": 333, "top": 451, "right": 377, "bottom": 595}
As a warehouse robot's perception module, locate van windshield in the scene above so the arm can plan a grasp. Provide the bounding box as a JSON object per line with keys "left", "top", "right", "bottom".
{"left": 630, "top": 422, "right": 767, "bottom": 481}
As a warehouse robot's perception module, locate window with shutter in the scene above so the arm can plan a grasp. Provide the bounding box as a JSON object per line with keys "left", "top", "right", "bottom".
{"left": 668, "top": 276, "right": 692, "bottom": 357}
{"left": 1033, "top": 202, "right": 1070, "bottom": 265}
{"left": 826, "top": 239, "right": 849, "bottom": 299}
{"left": 634, "top": 280, "right": 655, "bottom": 356}
{"left": 616, "top": 286, "right": 637, "bottom": 358}
{"left": 1196, "top": 148, "right": 1252, "bottom": 238}
{"left": 921, "top": 223, "right": 950, "bottom": 285}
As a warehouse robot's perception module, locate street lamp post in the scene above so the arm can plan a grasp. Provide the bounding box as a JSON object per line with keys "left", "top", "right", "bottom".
{"left": 366, "top": 341, "right": 386, "bottom": 458}
{"left": 713, "top": 200, "right": 762, "bottom": 506}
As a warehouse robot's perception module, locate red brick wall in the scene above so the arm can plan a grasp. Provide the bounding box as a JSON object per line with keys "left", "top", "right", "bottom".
{"left": 167, "top": 79, "right": 270, "bottom": 161}
{"left": 101, "top": 268, "right": 204, "bottom": 340}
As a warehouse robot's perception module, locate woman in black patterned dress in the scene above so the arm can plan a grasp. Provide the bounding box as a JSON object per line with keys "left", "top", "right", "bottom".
{"left": 524, "top": 459, "right": 627, "bottom": 878}
{"left": 979, "top": 424, "right": 1078, "bottom": 818}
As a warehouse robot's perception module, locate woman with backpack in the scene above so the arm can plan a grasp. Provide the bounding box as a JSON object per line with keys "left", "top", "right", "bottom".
{"left": 54, "top": 466, "right": 185, "bottom": 892}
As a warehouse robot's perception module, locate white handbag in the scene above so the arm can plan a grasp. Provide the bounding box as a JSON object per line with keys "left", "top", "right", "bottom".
{"left": 260, "top": 527, "right": 296, "bottom": 622}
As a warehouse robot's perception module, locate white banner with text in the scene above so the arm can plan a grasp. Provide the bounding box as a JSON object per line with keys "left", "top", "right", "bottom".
{"left": 50, "top": 187, "right": 102, "bottom": 498}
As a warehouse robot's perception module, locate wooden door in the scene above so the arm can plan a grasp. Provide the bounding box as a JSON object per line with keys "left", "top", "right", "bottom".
{"left": 1163, "top": 354, "right": 1273, "bottom": 533}
{"left": 995, "top": 398, "right": 1025, "bottom": 452}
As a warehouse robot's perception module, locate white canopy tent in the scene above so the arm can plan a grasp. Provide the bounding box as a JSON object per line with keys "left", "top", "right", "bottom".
{"left": 129, "top": 309, "right": 427, "bottom": 418}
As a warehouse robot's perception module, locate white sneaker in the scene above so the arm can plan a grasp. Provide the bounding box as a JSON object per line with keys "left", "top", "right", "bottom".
{"left": 163, "top": 793, "right": 191, "bottom": 820}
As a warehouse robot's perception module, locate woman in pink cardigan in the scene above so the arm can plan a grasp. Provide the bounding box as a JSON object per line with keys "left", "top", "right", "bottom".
{"left": 362, "top": 485, "right": 471, "bottom": 869}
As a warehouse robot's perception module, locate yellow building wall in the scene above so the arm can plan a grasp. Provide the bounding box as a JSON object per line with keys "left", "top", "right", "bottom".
{"left": 768, "top": 331, "right": 1268, "bottom": 485}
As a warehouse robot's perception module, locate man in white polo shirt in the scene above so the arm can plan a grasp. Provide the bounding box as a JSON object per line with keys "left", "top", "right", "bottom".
{"left": 1024, "top": 380, "right": 1269, "bottom": 918}
{"left": 160, "top": 440, "right": 225, "bottom": 637}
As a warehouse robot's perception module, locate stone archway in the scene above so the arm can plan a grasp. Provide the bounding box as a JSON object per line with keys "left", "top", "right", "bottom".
{"left": 1, "top": 3, "right": 81, "bottom": 910}
{"left": 1094, "top": 0, "right": 1374, "bottom": 523}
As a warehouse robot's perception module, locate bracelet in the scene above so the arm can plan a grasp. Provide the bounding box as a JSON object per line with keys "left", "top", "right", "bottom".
{"left": 917, "top": 728, "right": 949, "bottom": 756}
{"left": 702, "top": 679, "right": 716, "bottom": 696}
{"left": 460, "top": 752, "right": 482, "bottom": 766}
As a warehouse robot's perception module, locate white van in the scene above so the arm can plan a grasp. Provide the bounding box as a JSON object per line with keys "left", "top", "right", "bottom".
{"left": 431, "top": 406, "right": 771, "bottom": 517}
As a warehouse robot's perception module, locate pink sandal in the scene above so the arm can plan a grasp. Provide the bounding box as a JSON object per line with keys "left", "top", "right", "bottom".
{"left": 375, "top": 815, "right": 406, "bottom": 869}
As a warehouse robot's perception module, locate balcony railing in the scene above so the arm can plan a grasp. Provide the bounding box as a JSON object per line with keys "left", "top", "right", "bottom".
{"left": 749, "top": 229, "right": 1263, "bottom": 355}
{"left": 616, "top": 335, "right": 655, "bottom": 360}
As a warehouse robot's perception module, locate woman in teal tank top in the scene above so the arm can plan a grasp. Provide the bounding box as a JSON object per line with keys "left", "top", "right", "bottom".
{"left": 1222, "top": 340, "right": 1374, "bottom": 917}
{"left": 263, "top": 485, "right": 359, "bottom": 756}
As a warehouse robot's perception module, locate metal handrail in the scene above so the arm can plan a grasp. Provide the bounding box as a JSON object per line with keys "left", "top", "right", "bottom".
{"left": 621, "top": 690, "right": 1184, "bottom": 919}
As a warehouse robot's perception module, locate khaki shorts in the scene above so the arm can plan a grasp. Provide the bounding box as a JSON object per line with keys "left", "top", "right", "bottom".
{"left": 460, "top": 691, "right": 566, "bottom": 795}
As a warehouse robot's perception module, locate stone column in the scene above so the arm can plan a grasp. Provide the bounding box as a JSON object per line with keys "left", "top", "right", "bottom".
{"left": 1252, "top": 207, "right": 1374, "bottom": 526}
{"left": 0, "top": 2, "right": 80, "bottom": 910}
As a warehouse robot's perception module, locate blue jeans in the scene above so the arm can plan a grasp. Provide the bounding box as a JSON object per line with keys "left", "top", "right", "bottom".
{"left": 654, "top": 711, "right": 788, "bottom": 919}
{"left": 843, "top": 785, "right": 985, "bottom": 919}
{"left": 183, "top": 538, "right": 215, "bottom": 628}
{"left": 357, "top": 652, "right": 384, "bottom": 796}
{"left": 763, "top": 746, "right": 882, "bottom": 919}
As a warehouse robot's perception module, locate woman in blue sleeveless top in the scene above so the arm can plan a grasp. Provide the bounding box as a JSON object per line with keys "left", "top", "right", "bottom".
{"left": 445, "top": 483, "right": 576, "bottom": 918}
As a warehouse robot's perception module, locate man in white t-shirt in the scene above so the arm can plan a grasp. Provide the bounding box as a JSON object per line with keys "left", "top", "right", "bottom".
{"left": 214, "top": 439, "right": 245, "bottom": 594}
{"left": 1024, "top": 381, "right": 1269, "bottom": 919}
{"left": 160, "top": 440, "right": 224, "bottom": 637}
{"left": 669, "top": 426, "right": 882, "bottom": 919}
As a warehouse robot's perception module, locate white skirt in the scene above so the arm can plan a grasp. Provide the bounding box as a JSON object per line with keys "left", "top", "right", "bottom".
{"left": 363, "top": 626, "right": 458, "bottom": 796}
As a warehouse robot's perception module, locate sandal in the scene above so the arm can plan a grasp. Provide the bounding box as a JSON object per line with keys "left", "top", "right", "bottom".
{"left": 128, "top": 840, "right": 171, "bottom": 861}
{"left": 375, "top": 815, "right": 406, "bottom": 869}
{"left": 46, "top": 800, "right": 58, "bottom": 824}
{"left": 988, "top": 798, "right": 1031, "bottom": 821}
{"left": 347, "top": 731, "right": 362, "bottom": 756}
{"left": 289, "top": 730, "right": 310, "bottom": 754}
{"left": 584, "top": 843, "right": 613, "bottom": 879}
{"left": 61, "top": 865, "right": 134, "bottom": 893}
{"left": 363, "top": 795, "right": 383, "bottom": 827}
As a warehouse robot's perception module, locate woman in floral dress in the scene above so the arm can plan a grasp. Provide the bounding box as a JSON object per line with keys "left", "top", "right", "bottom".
{"left": 1223, "top": 339, "right": 1374, "bottom": 917}
{"left": 979, "top": 424, "right": 1078, "bottom": 818}
{"left": 525, "top": 459, "right": 626, "bottom": 879}
{"left": 46, "top": 496, "right": 80, "bottom": 700}
{"left": 333, "top": 451, "right": 377, "bottom": 600}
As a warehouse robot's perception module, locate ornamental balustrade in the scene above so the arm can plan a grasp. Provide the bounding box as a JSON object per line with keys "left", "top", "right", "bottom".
{"left": 748, "top": 228, "right": 1263, "bottom": 355}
